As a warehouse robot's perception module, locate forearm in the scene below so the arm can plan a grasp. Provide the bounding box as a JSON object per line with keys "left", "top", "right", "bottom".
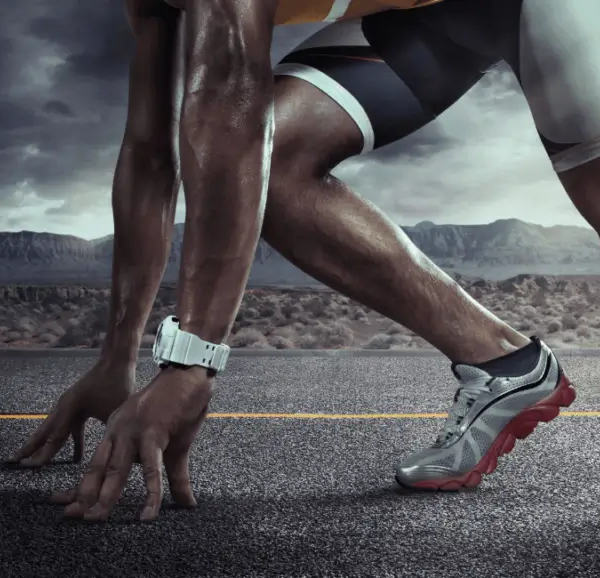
{"left": 177, "top": 102, "right": 273, "bottom": 342}
{"left": 102, "top": 143, "right": 180, "bottom": 365}
{"left": 175, "top": 1, "right": 276, "bottom": 343}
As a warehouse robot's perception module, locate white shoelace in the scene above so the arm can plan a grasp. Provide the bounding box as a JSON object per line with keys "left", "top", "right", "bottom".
{"left": 434, "top": 375, "right": 493, "bottom": 445}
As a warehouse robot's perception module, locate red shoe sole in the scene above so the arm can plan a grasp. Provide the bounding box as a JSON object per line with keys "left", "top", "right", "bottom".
{"left": 399, "top": 372, "right": 576, "bottom": 491}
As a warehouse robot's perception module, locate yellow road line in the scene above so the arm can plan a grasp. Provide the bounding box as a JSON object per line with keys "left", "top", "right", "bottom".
{"left": 0, "top": 411, "right": 599, "bottom": 420}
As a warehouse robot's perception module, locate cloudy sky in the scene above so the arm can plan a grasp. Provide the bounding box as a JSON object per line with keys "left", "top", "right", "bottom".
{"left": 0, "top": 0, "right": 590, "bottom": 240}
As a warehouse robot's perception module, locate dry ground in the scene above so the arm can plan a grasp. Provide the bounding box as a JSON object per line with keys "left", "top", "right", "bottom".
{"left": 1, "top": 274, "right": 600, "bottom": 349}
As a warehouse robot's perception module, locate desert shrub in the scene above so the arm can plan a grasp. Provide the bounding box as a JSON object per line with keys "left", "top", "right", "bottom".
{"left": 18, "top": 316, "right": 37, "bottom": 333}
{"left": 55, "top": 326, "right": 87, "bottom": 347}
{"left": 531, "top": 290, "right": 547, "bottom": 307}
{"left": 324, "top": 308, "right": 339, "bottom": 319}
{"left": 391, "top": 334, "right": 412, "bottom": 346}
{"left": 229, "top": 327, "right": 267, "bottom": 348}
{"left": 38, "top": 332, "right": 57, "bottom": 344}
{"left": 547, "top": 319, "right": 562, "bottom": 333}
{"left": 564, "top": 297, "right": 587, "bottom": 315}
{"left": 271, "top": 325, "right": 297, "bottom": 340}
{"left": 516, "top": 320, "right": 533, "bottom": 332}
{"left": 576, "top": 325, "right": 592, "bottom": 339}
{"left": 561, "top": 314, "right": 578, "bottom": 330}
{"left": 521, "top": 306, "right": 537, "bottom": 318}
{"left": 303, "top": 297, "right": 326, "bottom": 317}
{"left": 386, "top": 323, "right": 405, "bottom": 335}
{"left": 242, "top": 307, "right": 260, "bottom": 320}
{"left": 268, "top": 335, "right": 294, "bottom": 349}
{"left": 291, "top": 322, "right": 307, "bottom": 335}
{"left": 89, "top": 334, "right": 107, "bottom": 348}
{"left": 270, "top": 312, "right": 288, "bottom": 327}
{"left": 350, "top": 308, "right": 367, "bottom": 321}
{"left": 364, "top": 334, "right": 392, "bottom": 349}
{"left": 293, "top": 313, "right": 312, "bottom": 326}
{"left": 296, "top": 334, "right": 318, "bottom": 349}
{"left": 410, "top": 335, "right": 431, "bottom": 348}
{"left": 43, "top": 320, "right": 66, "bottom": 336}
{"left": 311, "top": 321, "right": 354, "bottom": 348}
{"left": 280, "top": 302, "right": 304, "bottom": 318}
{"left": 88, "top": 303, "right": 109, "bottom": 333}
{"left": 257, "top": 303, "right": 276, "bottom": 318}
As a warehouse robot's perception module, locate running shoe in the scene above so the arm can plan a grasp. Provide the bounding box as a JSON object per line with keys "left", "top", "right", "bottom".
{"left": 395, "top": 337, "right": 576, "bottom": 490}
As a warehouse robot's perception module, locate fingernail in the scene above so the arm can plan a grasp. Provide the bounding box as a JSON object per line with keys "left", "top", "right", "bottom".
{"left": 84, "top": 504, "right": 110, "bottom": 522}
{"left": 140, "top": 506, "right": 156, "bottom": 522}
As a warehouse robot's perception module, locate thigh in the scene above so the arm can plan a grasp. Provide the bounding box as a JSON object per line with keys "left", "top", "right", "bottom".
{"left": 274, "top": 5, "right": 497, "bottom": 154}
{"left": 510, "top": 0, "right": 600, "bottom": 173}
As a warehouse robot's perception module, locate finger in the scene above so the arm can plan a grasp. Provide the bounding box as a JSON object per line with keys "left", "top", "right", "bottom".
{"left": 83, "top": 438, "right": 136, "bottom": 522}
{"left": 71, "top": 420, "right": 86, "bottom": 463}
{"left": 6, "top": 413, "right": 59, "bottom": 463}
{"left": 62, "top": 438, "right": 113, "bottom": 518}
{"left": 164, "top": 450, "right": 197, "bottom": 508}
{"left": 51, "top": 487, "right": 78, "bottom": 505}
{"left": 163, "top": 415, "right": 204, "bottom": 508}
{"left": 138, "top": 438, "right": 165, "bottom": 522}
{"left": 19, "top": 423, "right": 72, "bottom": 468}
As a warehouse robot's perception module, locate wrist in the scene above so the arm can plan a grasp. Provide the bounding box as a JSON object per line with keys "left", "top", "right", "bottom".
{"left": 100, "top": 329, "right": 141, "bottom": 370}
{"left": 164, "top": 362, "right": 214, "bottom": 378}
{"left": 160, "top": 364, "right": 216, "bottom": 395}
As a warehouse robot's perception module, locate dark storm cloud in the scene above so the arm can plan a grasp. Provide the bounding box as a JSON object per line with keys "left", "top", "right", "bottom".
{"left": 0, "top": 0, "right": 133, "bottom": 209}
{"left": 0, "top": 100, "right": 44, "bottom": 130}
{"left": 42, "top": 100, "right": 75, "bottom": 117}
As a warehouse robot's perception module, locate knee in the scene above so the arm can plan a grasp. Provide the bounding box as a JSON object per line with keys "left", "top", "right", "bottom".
{"left": 267, "top": 75, "right": 364, "bottom": 196}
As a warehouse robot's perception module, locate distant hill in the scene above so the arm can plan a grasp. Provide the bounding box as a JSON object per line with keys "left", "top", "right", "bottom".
{"left": 0, "top": 219, "right": 599, "bottom": 285}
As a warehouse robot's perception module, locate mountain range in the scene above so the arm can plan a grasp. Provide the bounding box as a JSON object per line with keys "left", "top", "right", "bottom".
{"left": 1, "top": 218, "right": 599, "bottom": 285}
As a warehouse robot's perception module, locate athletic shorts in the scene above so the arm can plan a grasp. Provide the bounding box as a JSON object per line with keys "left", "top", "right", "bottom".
{"left": 274, "top": 0, "right": 600, "bottom": 173}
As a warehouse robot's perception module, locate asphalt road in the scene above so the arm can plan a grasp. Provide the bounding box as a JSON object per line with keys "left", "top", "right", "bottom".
{"left": 1, "top": 351, "right": 599, "bottom": 578}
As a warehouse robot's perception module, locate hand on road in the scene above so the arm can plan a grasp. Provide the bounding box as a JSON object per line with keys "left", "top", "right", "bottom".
{"left": 6, "top": 358, "right": 135, "bottom": 467}
{"left": 51, "top": 365, "right": 213, "bottom": 522}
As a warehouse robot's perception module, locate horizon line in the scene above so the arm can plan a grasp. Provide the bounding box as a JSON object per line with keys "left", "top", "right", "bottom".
{"left": 1, "top": 217, "right": 594, "bottom": 242}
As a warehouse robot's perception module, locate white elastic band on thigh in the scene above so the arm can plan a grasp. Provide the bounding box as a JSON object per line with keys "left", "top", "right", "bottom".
{"left": 274, "top": 62, "right": 375, "bottom": 154}
{"left": 325, "top": 0, "right": 353, "bottom": 21}
{"left": 551, "top": 135, "right": 600, "bottom": 173}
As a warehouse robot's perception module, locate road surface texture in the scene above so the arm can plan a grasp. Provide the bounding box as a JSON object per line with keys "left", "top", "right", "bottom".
{"left": 1, "top": 349, "right": 599, "bottom": 578}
